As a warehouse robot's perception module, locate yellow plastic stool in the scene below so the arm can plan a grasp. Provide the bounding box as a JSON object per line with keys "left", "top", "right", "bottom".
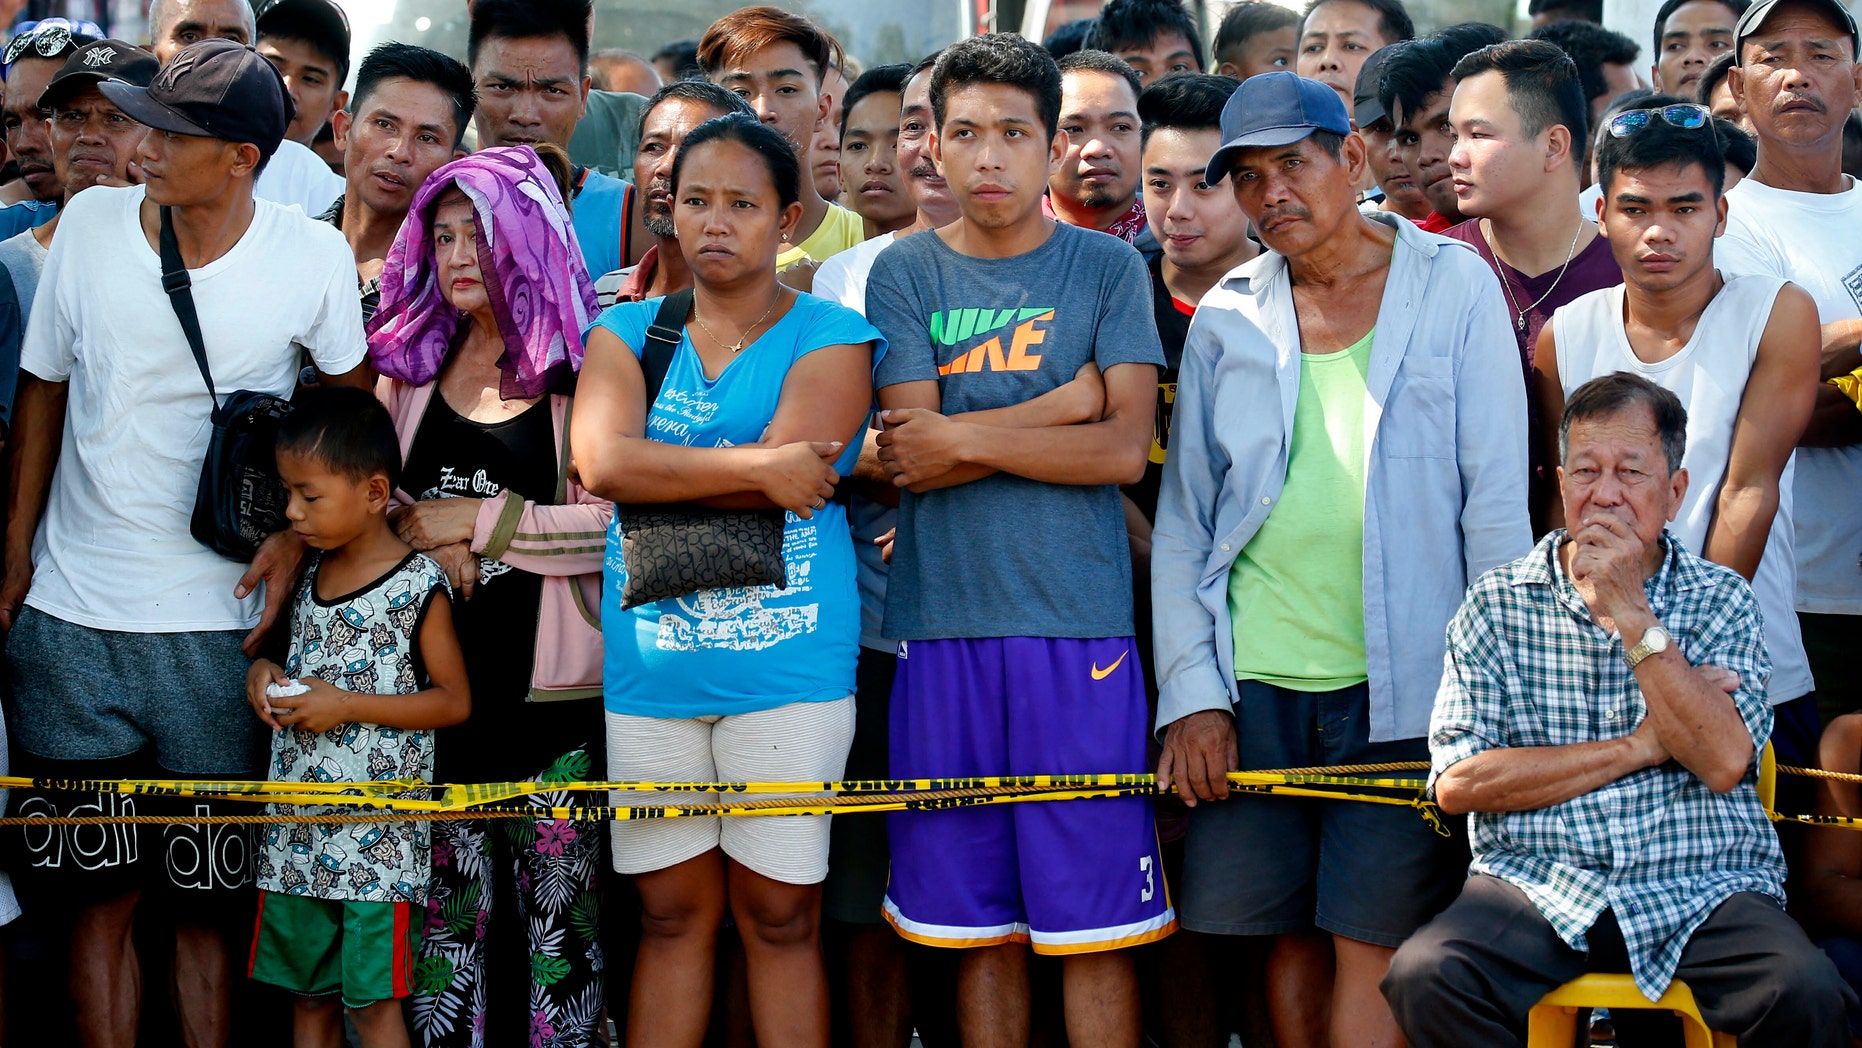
{"left": 1526, "top": 973, "right": 1734, "bottom": 1047}
{"left": 1759, "top": 740, "right": 1776, "bottom": 815}
{"left": 1525, "top": 745, "right": 1773, "bottom": 1046}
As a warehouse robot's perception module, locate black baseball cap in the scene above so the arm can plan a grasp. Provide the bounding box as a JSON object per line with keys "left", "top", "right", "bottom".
{"left": 1353, "top": 45, "right": 1398, "bottom": 129}
{"left": 253, "top": 0, "right": 352, "bottom": 83}
{"left": 1209, "top": 71, "right": 1354, "bottom": 179}
{"left": 98, "top": 39, "right": 294, "bottom": 156}
{"left": 1733, "top": 0, "right": 1860, "bottom": 63}
{"left": 37, "top": 39, "right": 159, "bottom": 111}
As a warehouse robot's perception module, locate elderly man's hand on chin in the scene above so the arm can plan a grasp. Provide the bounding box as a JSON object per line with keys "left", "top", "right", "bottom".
{"left": 1567, "top": 510, "right": 1654, "bottom": 635}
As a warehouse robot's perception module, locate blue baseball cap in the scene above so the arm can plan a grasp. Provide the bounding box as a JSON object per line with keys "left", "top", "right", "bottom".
{"left": 1208, "top": 71, "right": 1353, "bottom": 180}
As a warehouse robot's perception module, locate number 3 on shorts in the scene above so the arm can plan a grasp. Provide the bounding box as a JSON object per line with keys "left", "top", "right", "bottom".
{"left": 1140, "top": 855, "right": 1155, "bottom": 902}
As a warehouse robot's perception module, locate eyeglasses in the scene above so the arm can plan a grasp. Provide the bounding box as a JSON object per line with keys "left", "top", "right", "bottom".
{"left": 2, "top": 19, "right": 103, "bottom": 67}
{"left": 1607, "top": 103, "right": 1712, "bottom": 138}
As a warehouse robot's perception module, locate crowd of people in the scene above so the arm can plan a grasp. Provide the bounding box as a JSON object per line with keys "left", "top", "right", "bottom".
{"left": 0, "top": 0, "right": 1859, "bottom": 1045}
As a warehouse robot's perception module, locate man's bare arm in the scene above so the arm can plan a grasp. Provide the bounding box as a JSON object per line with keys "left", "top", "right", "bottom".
{"left": 316, "top": 360, "right": 375, "bottom": 390}
{"left": 1433, "top": 730, "right": 1661, "bottom": 815}
{"left": 0, "top": 374, "right": 66, "bottom": 629}
{"left": 874, "top": 365, "right": 1109, "bottom": 492}
{"left": 1618, "top": 608, "right": 1756, "bottom": 792}
{"left": 846, "top": 425, "right": 902, "bottom": 505}
{"left": 1804, "top": 715, "right": 1862, "bottom": 936}
{"left": 876, "top": 380, "right": 994, "bottom": 491}
{"left": 1800, "top": 319, "right": 1862, "bottom": 446}
{"left": 1533, "top": 323, "right": 1568, "bottom": 531}
{"left": 1705, "top": 286, "right": 1820, "bottom": 579}
{"left": 879, "top": 363, "right": 1156, "bottom": 492}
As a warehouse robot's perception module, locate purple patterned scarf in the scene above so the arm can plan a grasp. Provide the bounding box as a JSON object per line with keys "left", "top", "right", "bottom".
{"left": 367, "top": 147, "right": 599, "bottom": 400}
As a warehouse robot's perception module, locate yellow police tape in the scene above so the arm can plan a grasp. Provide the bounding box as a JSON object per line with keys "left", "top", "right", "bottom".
{"left": 0, "top": 765, "right": 1450, "bottom": 833}
{"left": 0, "top": 761, "right": 1843, "bottom": 836}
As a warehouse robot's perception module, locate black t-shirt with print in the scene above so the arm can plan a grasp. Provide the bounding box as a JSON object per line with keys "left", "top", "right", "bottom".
{"left": 400, "top": 394, "right": 591, "bottom": 782}
{"left": 1127, "top": 253, "right": 1194, "bottom": 524}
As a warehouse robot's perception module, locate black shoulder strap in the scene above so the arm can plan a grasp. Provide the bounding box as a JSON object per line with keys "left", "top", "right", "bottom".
{"left": 619, "top": 179, "right": 634, "bottom": 267}
{"left": 640, "top": 289, "right": 692, "bottom": 409}
{"left": 158, "top": 205, "right": 217, "bottom": 402}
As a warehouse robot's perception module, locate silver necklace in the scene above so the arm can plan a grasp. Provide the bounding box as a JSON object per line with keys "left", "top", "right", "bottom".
{"left": 1483, "top": 218, "right": 1585, "bottom": 333}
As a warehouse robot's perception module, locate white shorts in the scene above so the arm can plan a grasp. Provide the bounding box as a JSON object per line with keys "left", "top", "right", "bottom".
{"left": 606, "top": 697, "right": 856, "bottom": 884}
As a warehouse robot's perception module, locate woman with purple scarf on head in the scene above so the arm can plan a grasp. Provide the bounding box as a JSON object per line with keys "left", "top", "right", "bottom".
{"left": 368, "top": 144, "right": 608, "bottom": 1048}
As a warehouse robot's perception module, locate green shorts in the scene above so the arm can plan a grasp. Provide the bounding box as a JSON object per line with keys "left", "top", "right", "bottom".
{"left": 248, "top": 891, "right": 420, "bottom": 1007}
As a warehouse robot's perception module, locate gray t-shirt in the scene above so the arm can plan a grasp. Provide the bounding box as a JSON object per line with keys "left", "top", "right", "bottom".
{"left": 868, "top": 223, "right": 1164, "bottom": 640}
{"left": 0, "top": 228, "right": 48, "bottom": 324}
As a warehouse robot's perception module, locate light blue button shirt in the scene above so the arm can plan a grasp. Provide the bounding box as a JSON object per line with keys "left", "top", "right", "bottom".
{"left": 1150, "top": 214, "right": 1533, "bottom": 743}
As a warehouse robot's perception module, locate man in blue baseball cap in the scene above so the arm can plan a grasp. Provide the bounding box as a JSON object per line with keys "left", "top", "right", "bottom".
{"left": 1152, "top": 69, "right": 1530, "bottom": 1047}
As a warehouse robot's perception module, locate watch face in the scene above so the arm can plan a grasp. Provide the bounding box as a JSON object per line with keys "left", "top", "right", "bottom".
{"left": 1647, "top": 627, "right": 1670, "bottom": 652}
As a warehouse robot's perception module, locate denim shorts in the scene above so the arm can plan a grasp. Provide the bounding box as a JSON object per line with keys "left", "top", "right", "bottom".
{"left": 1177, "top": 680, "right": 1468, "bottom": 947}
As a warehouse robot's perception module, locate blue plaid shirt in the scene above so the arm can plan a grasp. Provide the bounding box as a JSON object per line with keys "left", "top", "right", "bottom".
{"left": 1431, "top": 530, "right": 1785, "bottom": 1000}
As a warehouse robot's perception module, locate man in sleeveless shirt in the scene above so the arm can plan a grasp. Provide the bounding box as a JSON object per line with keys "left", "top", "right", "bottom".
{"left": 1537, "top": 101, "right": 1822, "bottom": 841}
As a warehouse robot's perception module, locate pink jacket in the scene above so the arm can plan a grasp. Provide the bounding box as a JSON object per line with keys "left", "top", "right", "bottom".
{"left": 378, "top": 378, "right": 609, "bottom": 702}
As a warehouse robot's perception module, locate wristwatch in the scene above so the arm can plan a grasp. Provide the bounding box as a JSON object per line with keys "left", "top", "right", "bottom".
{"left": 1625, "top": 625, "right": 1672, "bottom": 669}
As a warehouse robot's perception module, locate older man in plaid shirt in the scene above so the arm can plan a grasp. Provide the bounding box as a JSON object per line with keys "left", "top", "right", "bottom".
{"left": 1382, "top": 373, "right": 1853, "bottom": 1047}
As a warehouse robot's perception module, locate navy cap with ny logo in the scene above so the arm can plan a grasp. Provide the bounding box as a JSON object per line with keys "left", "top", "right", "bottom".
{"left": 96, "top": 38, "right": 294, "bottom": 157}
{"left": 36, "top": 39, "right": 159, "bottom": 112}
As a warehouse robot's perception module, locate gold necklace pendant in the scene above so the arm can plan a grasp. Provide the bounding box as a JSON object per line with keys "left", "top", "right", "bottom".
{"left": 693, "top": 290, "right": 782, "bottom": 354}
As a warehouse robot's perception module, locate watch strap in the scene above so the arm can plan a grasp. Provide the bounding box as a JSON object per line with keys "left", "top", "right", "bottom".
{"left": 1625, "top": 626, "right": 1668, "bottom": 669}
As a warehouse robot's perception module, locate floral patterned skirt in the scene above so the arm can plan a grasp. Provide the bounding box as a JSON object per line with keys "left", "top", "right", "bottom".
{"left": 409, "top": 748, "right": 606, "bottom": 1048}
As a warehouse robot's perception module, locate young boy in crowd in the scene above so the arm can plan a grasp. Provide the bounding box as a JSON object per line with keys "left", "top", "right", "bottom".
{"left": 1085, "top": 0, "right": 1207, "bottom": 84}
{"left": 837, "top": 63, "right": 917, "bottom": 239}
{"left": 1213, "top": 0, "right": 1300, "bottom": 79}
{"left": 245, "top": 388, "right": 470, "bottom": 1048}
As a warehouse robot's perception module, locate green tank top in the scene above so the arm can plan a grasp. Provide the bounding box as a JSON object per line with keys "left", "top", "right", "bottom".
{"left": 1227, "top": 326, "right": 1373, "bottom": 691}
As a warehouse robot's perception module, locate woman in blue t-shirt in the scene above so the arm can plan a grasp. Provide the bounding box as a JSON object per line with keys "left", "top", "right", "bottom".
{"left": 572, "top": 113, "right": 884, "bottom": 1046}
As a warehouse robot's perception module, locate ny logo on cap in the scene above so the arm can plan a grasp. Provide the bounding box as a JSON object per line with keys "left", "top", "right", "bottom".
{"left": 153, "top": 47, "right": 199, "bottom": 92}
{"left": 81, "top": 45, "right": 116, "bottom": 68}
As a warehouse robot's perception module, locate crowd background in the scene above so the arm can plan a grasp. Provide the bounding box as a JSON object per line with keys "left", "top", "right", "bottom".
{"left": 0, "top": 0, "right": 1851, "bottom": 1047}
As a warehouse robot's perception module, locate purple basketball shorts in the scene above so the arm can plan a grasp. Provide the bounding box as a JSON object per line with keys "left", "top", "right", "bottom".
{"left": 881, "top": 636, "right": 1176, "bottom": 954}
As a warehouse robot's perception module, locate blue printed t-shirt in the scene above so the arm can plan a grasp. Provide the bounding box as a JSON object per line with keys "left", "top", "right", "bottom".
{"left": 588, "top": 293, "right": 886, "bottom": 719}
{"left": 867, "top": 222, "right": 1165, "bottom": 640}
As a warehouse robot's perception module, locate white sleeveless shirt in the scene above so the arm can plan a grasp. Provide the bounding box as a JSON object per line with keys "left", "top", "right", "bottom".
{"left": 1553, "top": 273, "right": 1813, "bottom": 704}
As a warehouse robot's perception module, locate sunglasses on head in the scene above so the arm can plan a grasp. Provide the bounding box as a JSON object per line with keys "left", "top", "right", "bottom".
{"left": 2, "top": 18, "right": 103, "bottom": 67}
{"left": 1607, "top": 103, "right": 1712, "bottom": 138}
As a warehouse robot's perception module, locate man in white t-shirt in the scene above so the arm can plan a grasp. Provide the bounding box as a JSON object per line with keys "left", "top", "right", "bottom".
{"left": 0, "top": 40, "right": 369, "bottom": 1045}
{"left": 1715, "top": 0, "right": 1862, "bottom": 731}
{"left": 1538, "top": 107, "right": 1821, "bottom": 835}
{"left": 147, "top": 0, "right": 342, "bottom": 214}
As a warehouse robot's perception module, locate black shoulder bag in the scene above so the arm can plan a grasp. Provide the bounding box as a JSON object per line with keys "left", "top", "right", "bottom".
{"left": 614, "top": 289, "right": 787, "bottom": 609}
{"left": 159, "top": 205, "right": 295, "bottom": 562}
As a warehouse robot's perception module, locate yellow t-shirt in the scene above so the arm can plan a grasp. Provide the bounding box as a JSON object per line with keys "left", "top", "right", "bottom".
{"left": 777, "top": 203, "right": 866, "bottom": 271}
{"left": 1228, "top": 327, "right": 1374, "bottom": 690}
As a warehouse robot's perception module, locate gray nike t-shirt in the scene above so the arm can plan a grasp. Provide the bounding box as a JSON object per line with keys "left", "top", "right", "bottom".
{"left": 868, "top": 222, "right": 1164, "bottom": 641}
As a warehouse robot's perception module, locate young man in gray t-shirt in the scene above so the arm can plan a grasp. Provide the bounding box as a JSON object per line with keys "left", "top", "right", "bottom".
{"left": 865, "top": 33, "right": 1171, "bottom": 1047}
